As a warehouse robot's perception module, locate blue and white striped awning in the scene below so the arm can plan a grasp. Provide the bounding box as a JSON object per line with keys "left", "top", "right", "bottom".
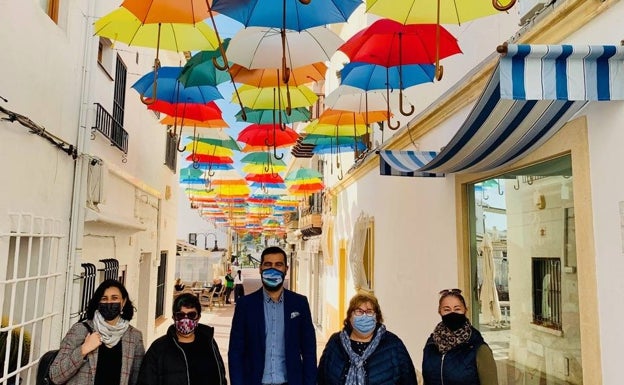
{"left": 380, "top": 44, "right": 624, "bottom": 177}
{"left": 379, "top": 150, "right": 443, "bottom": 177}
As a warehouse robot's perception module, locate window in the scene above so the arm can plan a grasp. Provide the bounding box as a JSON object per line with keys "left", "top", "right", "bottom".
{"left": 97, "top": 38, "right": 115, "bottom": 79}
{"left": 40, "top": 0, "right": 59, "bottom": 23}
{"left": 1, "top": 213, "right": 65, "bottom": 385}
{"left": 532, "top": 258, "right": 562, "bottom": 330}
{"left": 362, "top": 220, "right": 374, "bottom": 291}
{"left": 155, "top": 252, "right": 167, "bottom": 319}
{"left": 164, "top": 130, "right": 177, "bottom": 171}
{"left": 112, "top": 55, "right": 127, "bottom": 148}
{"left": 468, "top": 155, "right": 583, "bottom": 384}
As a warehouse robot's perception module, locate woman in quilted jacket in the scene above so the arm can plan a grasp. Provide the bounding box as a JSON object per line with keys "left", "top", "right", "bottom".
{"left": 49, "top": 279, "right": 145, "bottom": 385}
{"left": 317, "top": 292, "right": 418, "bottom": 385}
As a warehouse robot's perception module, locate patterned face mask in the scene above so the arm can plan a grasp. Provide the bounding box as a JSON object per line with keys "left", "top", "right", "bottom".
{"left": 261, "top": 268, "right": 285, "bottom": 291}
{"left": 175, "top": 318, "right": 199, "bottom": 335}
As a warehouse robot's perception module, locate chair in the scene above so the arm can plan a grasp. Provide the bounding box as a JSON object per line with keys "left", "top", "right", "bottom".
{"left": 199, "top": 286, "right": 225, "bottom": 310}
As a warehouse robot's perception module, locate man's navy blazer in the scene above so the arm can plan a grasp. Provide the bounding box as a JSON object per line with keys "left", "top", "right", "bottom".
{"left": 228, "top": 288, "right": 317, "bottom": 385}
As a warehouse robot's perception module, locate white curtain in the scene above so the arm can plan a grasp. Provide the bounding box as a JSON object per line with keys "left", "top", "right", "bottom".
{"left": 349, "top": 213, "right": 370, "bottom": 291}
{"left": 320, "top": 216, "right": 333, "bottom": 265}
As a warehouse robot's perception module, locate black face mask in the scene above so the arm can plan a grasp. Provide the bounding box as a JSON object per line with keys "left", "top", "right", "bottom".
{"left": 441, "top": 312, "right": 467, "bottom": 331}
{"left": 98, "top": 302, "right": 122, "bottom": 321}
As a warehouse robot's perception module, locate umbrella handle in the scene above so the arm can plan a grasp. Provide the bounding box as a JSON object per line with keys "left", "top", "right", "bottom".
{"left": 273, "top": 144, "right": 284, "bottom": 160}
{"left": 213, "top": 57, "right": 228, "bottom": 71}
{"left": 399, "top": 89, "right": 415, "bottom": 117}
{"left": 493, "top": 0, "right": 516, "bottom": 11}
{"left": 285, "top": 83, "right": 292, "bottom": 118}
{"left": 435, "top": 64, "right": 444, "bottom": 81}
{"left": 141, "top": 59, "right": 160, "bottom": 105}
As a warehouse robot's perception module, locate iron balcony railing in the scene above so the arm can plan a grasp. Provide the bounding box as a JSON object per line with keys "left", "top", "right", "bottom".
{"left": 93, "top": 103, "right": 129, "bottom": 153}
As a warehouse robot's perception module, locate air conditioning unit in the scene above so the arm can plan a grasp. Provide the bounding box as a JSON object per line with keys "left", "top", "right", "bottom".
{"left": 87, "top": 158, "right": 106, "bottom": 205}
{"left": 518, "top": 0, "right": 549, "bottom": 25}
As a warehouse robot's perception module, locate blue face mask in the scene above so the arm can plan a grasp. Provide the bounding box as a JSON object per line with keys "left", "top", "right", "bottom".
{"left": 261, "top": 268, "right": 285, "bottom": 291}
{"left": 353, "top": 314, "right": 376, "bottom": 334}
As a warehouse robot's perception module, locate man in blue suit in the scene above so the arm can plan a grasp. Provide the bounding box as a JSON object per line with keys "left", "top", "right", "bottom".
{"left": 228, "top": 246, "right": 317, "bottom": 385}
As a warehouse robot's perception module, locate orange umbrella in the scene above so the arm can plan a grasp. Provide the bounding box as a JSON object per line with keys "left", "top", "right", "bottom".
{"left": 121, "top": 0, "right": 214, "bottom": 24}
{"left": 318, "top": 109, "right": 388, "bottom": 125}
{"left": 160, "top": 116, "right": 229, "bottom": 128}
{"left": 229, "top": 62, "right": 327, "bottom": 87}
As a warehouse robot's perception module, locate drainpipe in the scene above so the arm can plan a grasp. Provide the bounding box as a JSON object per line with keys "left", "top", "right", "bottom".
{"left": 63, "top": 0, "right": 98, "bottom": 333}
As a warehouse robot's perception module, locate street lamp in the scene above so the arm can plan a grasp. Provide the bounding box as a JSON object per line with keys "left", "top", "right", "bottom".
{"left": 191, "top": 232, "right": 220, "bottom": 251}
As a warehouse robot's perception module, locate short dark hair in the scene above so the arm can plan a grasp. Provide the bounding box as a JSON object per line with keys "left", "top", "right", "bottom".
{"left": 173, "top": 293, "right": 201, "bottom": 315}
{"left": 260, "top": 246, "right": 287, "bottom": 266}
{"left": 86, "top": 279, "right": 134, "bottom": 320}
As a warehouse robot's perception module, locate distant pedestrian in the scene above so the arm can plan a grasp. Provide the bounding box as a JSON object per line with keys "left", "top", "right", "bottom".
{"left": 225, "top": 270, "right": 235, "bottom": 304}
{"left": 49, "top": 279, "right": 145, "bottom": 385}
{"left": 228, "top": 246, "right": 316, "bottom": 385}
{"left": 422, "top": 289, "right": 497, "bottom": 385}
{"left": 139, "top": 293, "right": 226, "bottom": 385}
{"left": 233, "top": 269, "right": 244, "bottom": 303}
{"left": 317, "top": 292, "right": 418, "bottom": 385}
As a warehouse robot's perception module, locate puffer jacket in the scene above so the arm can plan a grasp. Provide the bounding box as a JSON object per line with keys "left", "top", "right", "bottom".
{"left": 421, "top": 326, "right": 485, "bottom": 385}
{"left": 317, "top": 327, "right": 418, "bottom": 385}
{"left": 138, "top": 323, "right": 226, "bottom": 385}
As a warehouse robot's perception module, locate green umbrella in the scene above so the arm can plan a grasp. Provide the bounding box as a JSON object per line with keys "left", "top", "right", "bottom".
{"left": 240, "top": 151, "right": 287, "bottom": 166}
{"left": 235, "top": 107, "right": 311, "bottom": 124}
{"left": 178, "top": 39, "right": 232, "bottom": 87}
{"left": 186, "top": 133, "right": 241, "bottom": 151}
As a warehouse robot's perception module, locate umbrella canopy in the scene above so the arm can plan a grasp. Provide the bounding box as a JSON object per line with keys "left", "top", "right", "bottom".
{"left": 338, "top": 19, "right": 461, "bottom": 67}
{"left": 152, "top": 100, "right": 223, "bottom": 122}
{"left": 318, "top": 109, "right": 388, "bottom": 125}
{"left": 177, "top": 41, "right": 232, "bottom": 87}
{"left": 94, "top": 7, "right": 219, "bottom": 52}
{"left": 240, "top": 152, "right": 287, "bottom": 166}
{"left": 366, "top": 0, "right": 509, "bottom": 25}
{"left": 186, "top": 133, "right": 241, "bottom": 151}
{"left": 236, "top": 107, "right": 311, "bottom": 124}
{"left": 160, "top": 115, "right": 229, "bottom": 128}
{"left": 229, "top": 62, "right": 327, "bottom": 87}
{"left": 245, "top": 173, "right": 286, "bottom": 184}
{"left": 236, "top": 84, "right": 318, "bottom": 110}
{"left": 227, "top": 27, "right": 343, "bottom": 70}
{"left": 304, "top": 119, "right": 369, "bottom": 137}
{"left": 237, "top": 124, "right": 299, "bottom": 148}
{"left": 285, "top": 167, "right": 323, "bottom": 182}
{"left": 185, "top": 142, "right": 235, "bottom": 157}
{"left": 242, "top": 163, "right": 287, "bottom": 174}
{"left": 212, "top": 0, "right": 362, "bottom": 31}
{"left": 185, "top": 154, "right": 234, "bottom": 164}
{"left": 132, "top": 67, "right": 223, "bottom": 103}
{"left": 302, "top": 135, "right": 368, "bottom": 154}
{"left": 340, "top": 62, "right": 435, "bottom": 91}
{"left": 121, "top": 0, "right": 213, "bottom": 24}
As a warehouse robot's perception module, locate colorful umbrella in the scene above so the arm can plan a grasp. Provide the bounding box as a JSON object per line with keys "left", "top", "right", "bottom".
{"left": 160, "top": 115, "right": 229, "bottom": 129}
{"left": 318, "top": 109, "right": 388, "bottom": 126}
{"left": 340, "top": 62, "right": 435, "bottom": 91}
{"left": 242, "top": 163, "right": 287, "bottom": 174}
{"left": 235, "top": 107, "right": 312, "bottom": 124}
{"left": 237, "top": 124, "right": 299, "bottom": 148}
{"left": 121, "top": 0, "right": 213, "bottom": 24}
{"left": 236, "top": 84, "right": 318, "bottom": 110}
{"left": 304, "top": 120, "right": 368, "bottom": 137}
{"left": 366, "top": 0, "right": 514, "bottom": 25}
{"left": 186, "top": 132, "right": 241, "bottom": 151}
{"left": 229, "top": 62, "right": 327, "bottom": 87}
{"left": 132, "top": 67, "right": 223, "bottom": 104}
{"left": 240, "top": 152, "right": 287, "bottom": 166}
{"left": 177, "top": 39, "right": 232, "bottom": 87}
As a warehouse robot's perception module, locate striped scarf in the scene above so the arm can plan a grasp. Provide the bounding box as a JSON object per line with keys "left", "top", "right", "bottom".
{"left": 339, "top": 324, "right": 386, "bottom": 385}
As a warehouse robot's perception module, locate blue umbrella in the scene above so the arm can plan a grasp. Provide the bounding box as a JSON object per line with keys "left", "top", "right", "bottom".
{"left": 131, "top": 67, "right": 223, "bottom": 104}
{"left": 212, "top": 0, "right": 362, "bottom": 31}
{"left": 302, "top": 135, "right": 367, "bottom": 154}
{"left": 340, "top": 62, "right": 435, "bottom": 91}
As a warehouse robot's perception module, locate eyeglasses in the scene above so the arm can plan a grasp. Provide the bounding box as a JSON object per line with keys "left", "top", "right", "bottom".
{"left": 439, "top": 288, "right": 462, "bottom": 296}
{"left": 353, "top": 308, "right": 376, "bottom": 317}
{"left": 174, "top": 311, "right": 199, "bottom": 321}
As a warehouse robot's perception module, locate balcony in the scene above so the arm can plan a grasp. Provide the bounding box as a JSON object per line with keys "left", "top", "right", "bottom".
{"left": 299, "top": 206, "right": 322, "bottom": 237}
{"left": 93, "top": 103, "right": 129, "bottom": 153}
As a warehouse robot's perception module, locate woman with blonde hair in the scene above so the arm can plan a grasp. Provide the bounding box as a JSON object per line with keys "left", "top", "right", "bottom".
{"left": 317, "top": 292, "right": 417, "bottom": 385}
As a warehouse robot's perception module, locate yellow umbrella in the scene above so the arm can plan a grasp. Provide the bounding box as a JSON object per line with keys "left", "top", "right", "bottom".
{"left": 94, "top": 8, "right": 219, "bottom": 53}
{"left": 304, "top": 119, "right": 369, "bottom": 137}
{"left": 235, "top": 84, "right": 319, "bottom": 110}
{"left": 185, "top": 142, "right": 234, "bottom": 157}
{"left": 242, "top": 163, "right": 287, "bottom": 174}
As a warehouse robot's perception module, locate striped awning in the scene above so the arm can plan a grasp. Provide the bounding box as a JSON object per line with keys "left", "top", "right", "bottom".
{"left": 379, "top": 150, "right": 443, "bottom": 177}
{"left": 380, "top": 44, "right": 624, "bottom": 176}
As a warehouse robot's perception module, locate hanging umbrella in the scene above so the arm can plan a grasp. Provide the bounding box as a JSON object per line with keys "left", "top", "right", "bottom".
{"left": 177, "top": 39, "right": 232, "bottom": 87}
{"left": 366, "top": 0, "right": 514, "bottom": 25}
{"left": 302, "top": 135, "right": 368, "bottom": 154}
{"left": 237, "top": 124, "right": 299, "bottom": 149}
{"left": 236, "top": 84, "right": 318, "bottom": 110}
{"left": 304, "top": 119, "right": 368, "bottom": 137}
{"left": 186, "top": 133, "right": 241, "bottom": 151}
{"left": 229, "top": 62, "right": 327, "bottom": 87}
{"left": 285, "top": 167, "right": 323, "bottom": 182}
{"left": 131, "top": 67, "right": 223, "bottom": 104}
{"left": 121, "top": 0, "right": 213, "bottom": 24}
{"left": 240, "top": 152, "right": 287, "bottom": 166}
{"left": 185, "top": 154, "right": 234, "bottom": 164}
{"left": 245, "top": 173, "right": 286, "bottom": 185}
{"left": 185, "top": 142, "right": 235, "bottom": 157}
{"left": 213, "top": 0, "right": 357, "bottom": 84}
{"left": 242, "top": 163, "right": 287, "bottom": 174}
{"left": 318, "top": 109, "right": 388, "bottom": 126}
{"left": 340, "top": 62, "right": 435, "bottom": 91}
{"left": 236, "top": 107, "right": 312, "bottom": 124}
{"left": 160, "top": 115, "right": 229, "bottom": 128}
{"left": 228, "top": 26, "right": 343, "bottom": 71}
{"left": 152, "top": 100, "right": 223, "bottom": 121}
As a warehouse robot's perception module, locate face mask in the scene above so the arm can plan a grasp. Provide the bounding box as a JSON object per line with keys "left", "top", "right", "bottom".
{"left": 175, "top": 318, "right": 199, "bottom": 335}
{"left": 98, "top": 302, "right": 122, "bottom": 321}
{"left": 261, "top": 268, "right": 285, "bottom": 291}
{"left": 352, "top": 314, "right": 376, "bottom": 334}
{"left": 441, "top": 312, "right": 467, "bottom": 331}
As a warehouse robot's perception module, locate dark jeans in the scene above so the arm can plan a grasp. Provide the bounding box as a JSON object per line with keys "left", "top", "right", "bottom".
{"left": 225, "top": 287, "right": 233, "bottom": 303}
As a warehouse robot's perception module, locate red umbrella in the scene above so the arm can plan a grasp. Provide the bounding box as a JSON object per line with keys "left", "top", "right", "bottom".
{"left": 185, "top": 154, "right": 234, "bottom": 164}
{"left": 237, "top": 123, "right": 299, "bottom": 159}
{"left": 148, "top": 100, "right": 222, "bottom": 121}
{"left": 245, "top": 173, "right": 285, "bottom": 184}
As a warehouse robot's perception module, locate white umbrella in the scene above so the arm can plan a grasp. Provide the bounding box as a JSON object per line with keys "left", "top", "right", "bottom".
{"left": 227, "top": 26, "right": 344, "bottom": 70}
{"left": 479, "top": 232, "right": 502, "bottom": 326}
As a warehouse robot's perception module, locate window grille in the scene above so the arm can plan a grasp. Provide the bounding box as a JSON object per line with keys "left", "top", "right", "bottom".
{"left": 1, "top": 213, "right": 65, "bottom": 385}
{"left": 99, "top": 259, "right": 119, "bottom": 281}
{"left": 532, "top": 257, "right": 562, "bottom": 330}
{"left": 77, "top": 263, "right": 97, "bottom": 321}
{"left": 155, "top": 252, "right": 167, "bottom": 319}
